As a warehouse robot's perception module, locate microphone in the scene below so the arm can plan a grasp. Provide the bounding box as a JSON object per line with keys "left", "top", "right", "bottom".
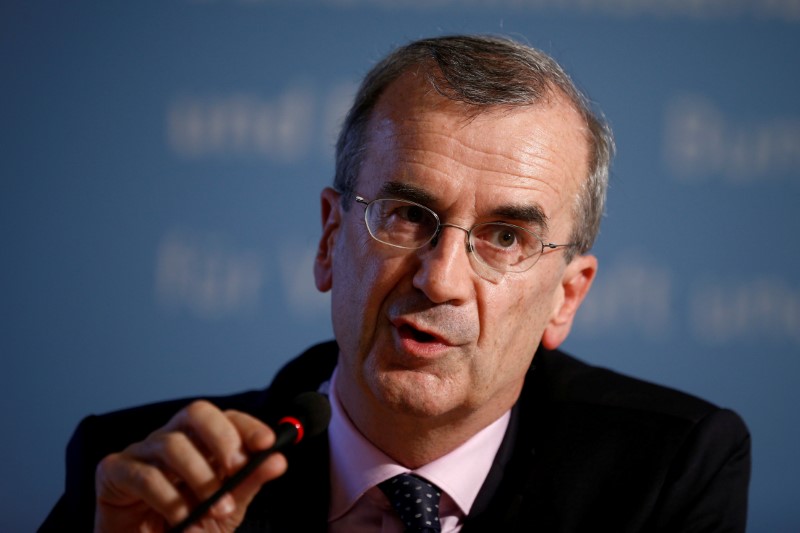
{"left": 169, "top": 391, "right": 331, "bottom": 532}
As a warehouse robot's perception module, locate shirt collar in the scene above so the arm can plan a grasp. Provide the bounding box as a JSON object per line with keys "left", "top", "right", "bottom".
{"left": 327, "top": 365, "right": 511, "bottom": 520}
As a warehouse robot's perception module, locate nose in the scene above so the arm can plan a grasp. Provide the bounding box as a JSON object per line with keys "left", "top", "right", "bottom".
{"left": 412, "top": 224, "right": 473, "bottom": 304}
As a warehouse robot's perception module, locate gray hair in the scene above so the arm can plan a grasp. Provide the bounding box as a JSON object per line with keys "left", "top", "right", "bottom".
{"left": 334, "top": 35, "right": 614, "bottom": 260}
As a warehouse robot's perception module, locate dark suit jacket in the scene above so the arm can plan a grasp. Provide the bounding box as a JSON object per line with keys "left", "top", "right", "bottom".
{"left": 41, "top": 341, "right": 750, "bottom": 532}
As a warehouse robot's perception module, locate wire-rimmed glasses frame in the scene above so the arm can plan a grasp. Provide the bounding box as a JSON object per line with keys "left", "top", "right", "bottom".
{"left": 354, "top": 194, "right": 576, "bottom": 274}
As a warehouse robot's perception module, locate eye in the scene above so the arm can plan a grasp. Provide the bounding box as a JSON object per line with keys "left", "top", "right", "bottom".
{"left": 472, "top": 222, "right": 539, "bottom": 259}
{"left": 494, "top": 228, "right": 517, "bottom": 248}
{"left": 480, "top": 224, "right": 521, "bottom": 249}
{"left": 397, "top": 204, "right": 426, "bottom": 224}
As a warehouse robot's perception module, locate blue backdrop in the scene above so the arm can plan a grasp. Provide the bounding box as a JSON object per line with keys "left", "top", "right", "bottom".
{"left": 2, "top": 1, "right": 799, "bottom": 530}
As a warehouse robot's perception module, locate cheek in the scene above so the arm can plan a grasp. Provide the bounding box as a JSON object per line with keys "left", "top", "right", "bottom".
{"left": 330, "top": 230, "right": 409, "bottom": 336}
{"left": 333, "top": 226, "right": 378, "bottom": 291}
{"left": 480, "top": 276, "right": 557, "bottom": 352}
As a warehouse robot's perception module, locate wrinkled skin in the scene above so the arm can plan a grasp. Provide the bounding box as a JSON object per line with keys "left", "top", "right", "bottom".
{"left": 314, "top": 72, "right": 597, "bottom": 467}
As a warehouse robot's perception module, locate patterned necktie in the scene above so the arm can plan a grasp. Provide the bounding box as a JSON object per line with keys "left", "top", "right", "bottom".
{"left": 378, "top": 472, "right": 443, "bottom": 532}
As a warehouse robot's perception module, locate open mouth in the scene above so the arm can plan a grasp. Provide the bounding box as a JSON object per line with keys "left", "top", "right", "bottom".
{"left": 398, "top": 323, "right": 438, "bottom": 343}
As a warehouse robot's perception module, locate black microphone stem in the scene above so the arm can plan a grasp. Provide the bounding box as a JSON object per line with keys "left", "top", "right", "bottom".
{"left": 168, "top": 423, "right": 298, "bottom": 533}
{"left": 167, "top": 392, "right": 330, "bottom": 533}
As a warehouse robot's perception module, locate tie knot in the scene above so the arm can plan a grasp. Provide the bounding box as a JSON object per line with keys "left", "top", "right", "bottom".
{"left": 378, "top": 473, "right": 442, "bottom": 532}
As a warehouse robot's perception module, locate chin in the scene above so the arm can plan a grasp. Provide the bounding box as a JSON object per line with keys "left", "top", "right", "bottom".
{"left": 371, "top": 367, "right": 465, "bottom": 419}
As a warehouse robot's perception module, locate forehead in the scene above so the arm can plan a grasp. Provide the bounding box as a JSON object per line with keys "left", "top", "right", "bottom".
{"left": 359, "top": 71, "right": 590, "bottom": 224}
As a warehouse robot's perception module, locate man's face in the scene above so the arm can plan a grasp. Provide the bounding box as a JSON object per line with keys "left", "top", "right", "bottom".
{"left": 315, "top": 72, "right": 597, "bottom": 440}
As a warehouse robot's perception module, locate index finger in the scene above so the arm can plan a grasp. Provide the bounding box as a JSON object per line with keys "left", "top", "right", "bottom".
{"left": 162, "top": 401, "right": 265, "bottom": 475}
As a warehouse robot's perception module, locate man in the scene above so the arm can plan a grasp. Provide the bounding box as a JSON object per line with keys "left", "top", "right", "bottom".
{"left": 42, "top": 35, "right": 750, "bottom": 532}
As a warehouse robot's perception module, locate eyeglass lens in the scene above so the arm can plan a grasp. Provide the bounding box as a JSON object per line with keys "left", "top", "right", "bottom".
{"left": 364, "top": 198, "right": 542, "bottom": 272}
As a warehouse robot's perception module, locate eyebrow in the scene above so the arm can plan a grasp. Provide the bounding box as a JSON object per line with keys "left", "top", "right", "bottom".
{"left": 377, "top": 180, "right": 550, "bottom": 233}
{"left": 378, "top": 181, "right": 437, "bottom": 206}
{"left": 491, "top": 204, "right": 549, "bottom": 234}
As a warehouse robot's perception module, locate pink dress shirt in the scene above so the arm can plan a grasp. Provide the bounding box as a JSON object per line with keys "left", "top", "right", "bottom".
{"left": 325, "top": 367, "right": 511, "bottom": 532}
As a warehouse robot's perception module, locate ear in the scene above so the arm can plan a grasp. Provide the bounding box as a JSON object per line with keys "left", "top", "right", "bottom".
{"left": 541, "top": 254, "right": 597, "bottom": 350}
{"left": 313, "top": 187, "right": 342, "bottom": 293}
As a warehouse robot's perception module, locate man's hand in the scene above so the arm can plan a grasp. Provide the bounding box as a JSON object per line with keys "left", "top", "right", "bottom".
{"left": 94, "top": 400, "right": 288, "bottom": 532}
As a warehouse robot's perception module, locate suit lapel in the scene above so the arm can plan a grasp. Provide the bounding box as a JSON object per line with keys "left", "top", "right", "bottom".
{"left": 462, "top": 357, "right": 546, "bottom": 531}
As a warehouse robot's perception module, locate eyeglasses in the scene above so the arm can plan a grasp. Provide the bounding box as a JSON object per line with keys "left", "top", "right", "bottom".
{"left": 354, "top": 195, "right": 576, "bottom": 274}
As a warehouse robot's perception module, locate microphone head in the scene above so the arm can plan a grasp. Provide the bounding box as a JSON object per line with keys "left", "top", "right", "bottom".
{"left": 289, "top": 391, "right": 331, "bottom": 440}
